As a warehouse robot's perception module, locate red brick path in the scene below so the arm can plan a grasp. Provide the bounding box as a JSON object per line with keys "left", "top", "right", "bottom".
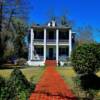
{"left": 29, "top": 61, "right": 76, "bottom": 100}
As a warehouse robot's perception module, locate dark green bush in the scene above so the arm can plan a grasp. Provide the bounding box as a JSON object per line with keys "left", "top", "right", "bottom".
{"left": 0, "top": 68, "right": 35, "bottom": 100}
{"left": 0, "top": 76, "right": 5, "bottom": 89}
{"left": 10, "top": 68, "right": 34, "bottom": 91}
{"left": 0, "top": 77, "right": 17, "bottom": 100}
{"left": 10, "top": 68, "right": 35, "bottom": 99}
{"left": 71, "top": 43, "right": 100, "bottom": 74}
{"left": 15, "top": 58, "right": 26, "bottom": 66}
{"left": 0, "top": 76, "right": 6, "bottom": 99}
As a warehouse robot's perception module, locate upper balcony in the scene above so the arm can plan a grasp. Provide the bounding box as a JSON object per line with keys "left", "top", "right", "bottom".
{"left": 33, "top": 39, "right": 69, "bottom": 45}
{"left": 33, "top": 28, "right": 70, "bottom": 45}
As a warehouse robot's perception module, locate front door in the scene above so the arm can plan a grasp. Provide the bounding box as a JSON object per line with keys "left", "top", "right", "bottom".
{"left": 49, "top": 48, "right": 53, "bottom": 59}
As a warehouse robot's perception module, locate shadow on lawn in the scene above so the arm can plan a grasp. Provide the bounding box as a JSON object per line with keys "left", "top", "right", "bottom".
{"left": 34, "top": 91, "right": 77, "bottom": 100}
{"left": 80, "top": 74, "right": 100, "bottom": 90}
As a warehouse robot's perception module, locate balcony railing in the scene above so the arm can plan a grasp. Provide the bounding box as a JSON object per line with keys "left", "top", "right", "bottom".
{"left": 46, "top": 39, "right": 56, "bottom": 44}
{"left": 34, "top": 39, "right": 44, "bottom": 43}
{"left": 33, "top": 39, "right": 69, "bottom": 44}
{"left": 59, "top": 40, "right": 69, "bottom": 43}
{"left": 46, "top": 39, "right": 56, "bottom": 42}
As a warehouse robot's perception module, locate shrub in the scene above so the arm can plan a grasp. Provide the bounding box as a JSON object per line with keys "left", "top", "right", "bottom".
{"left": 10, "top": 68, "right": 35, "bottom": 99}
{"left": 10, "top": 68, "right": 32, "bottom": 91}
{"left": 0, "top": 76, "right": 6, "bottom": 99}
{"left": 71, "top": 43, "right": 100, "bottom": 75}
{"left": 0, "top": 77, "right": 17, "bottom": 100}
{"left": 0, "top": 76, "right": 5, "bottom": 88}
{"left": 0, "top": 68, "right": 35, "bottom": 100}
{"left": 15, "top": 58, "right": 26, "bottom": 66}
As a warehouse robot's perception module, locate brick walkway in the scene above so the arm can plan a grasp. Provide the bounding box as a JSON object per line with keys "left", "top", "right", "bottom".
{"left": 29, "top": 65, "right": 76, "bottom": 100}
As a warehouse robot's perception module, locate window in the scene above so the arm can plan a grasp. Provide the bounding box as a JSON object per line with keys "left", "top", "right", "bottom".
{"left": 34, "top": 30, "right": 44, "bottom": 39}
{"left": 59, "top": 47, "right": 68, "bottom": 55}
{"left": 59, "top": 30, "right": 69, "bottom": 40}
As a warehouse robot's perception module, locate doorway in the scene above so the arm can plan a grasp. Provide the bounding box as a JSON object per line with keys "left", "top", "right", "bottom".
{"left": 49, "top": 48, "right": 53, "bottom": 59}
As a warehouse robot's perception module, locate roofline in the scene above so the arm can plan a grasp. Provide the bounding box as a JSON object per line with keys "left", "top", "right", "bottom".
{"left": 31, "top": 25, "right": 71, "bottom": 30}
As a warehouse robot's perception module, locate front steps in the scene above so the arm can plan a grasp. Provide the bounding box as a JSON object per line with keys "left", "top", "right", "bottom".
{"left": 45, "top": 60, "right": 57, "bottom": 67}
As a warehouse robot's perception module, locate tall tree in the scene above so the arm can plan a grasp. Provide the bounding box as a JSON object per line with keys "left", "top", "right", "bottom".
{"left": 0, "top": 0, "right": 3, "bottom": 32}
{"left": 60, "top": 15, "right": 74, "bottom": 27}
{"left": 77, "top": 25, "right": 95, "bottom": 44}
{"left": 0, "top": 0, "right": 30, "bottom": 64}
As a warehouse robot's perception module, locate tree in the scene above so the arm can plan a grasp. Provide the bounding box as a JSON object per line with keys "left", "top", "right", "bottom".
{"left": 60, "top": 15, "right": 73, "bottom": 27}
{"left": 0, "top": 0, "right": 3, "bottom": 32}
{"left": 77, "top": 25, "right": 95, "bottom": 45}
{"left": 71, "top": 43, "right": 100, "bottom": 75}
{"left": 12, "top": 18, "right": 28, "bottom": 58}
{"left": 0, "top": 0, "right": 30, "bottom": 64}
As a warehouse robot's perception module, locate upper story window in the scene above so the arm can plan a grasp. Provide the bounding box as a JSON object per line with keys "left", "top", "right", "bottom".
{"left": 59, "top": 30, "right": 69, "bottom": 40}
{"left": 34, "top": 30, "right": 44, "bottom": 39}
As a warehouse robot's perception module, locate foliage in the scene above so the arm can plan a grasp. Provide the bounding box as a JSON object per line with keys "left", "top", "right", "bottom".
{"left": 0, "top": 76, "right": 17, "bottom": 100}
{"left": 76, "top": 25, "right": 95, "bottom": 45}
{"left": 0, "top": 0, "right": 30, "bottom": 64}
{"left": 60, "top": 15, "right": 73, "bottom": 27}
{"left": 18, "top": 90, "right": 29, "bottom": 100}
{"left": 71, "top": 43, "right": 100, "bottom": 74}
{"left": 15, "top": 58, "right": 26, "bottom": 65}
{"left": 0, "top": 68, "right": 35, "bottom": 100}
{"left": 0, "top": 76, "right": 6, "bottom": 93}
{"left": 10, "top": 68, "right": 35, "bottom": 92}
{"left": 12, "top": 18, "right": 28, "bottom": 58}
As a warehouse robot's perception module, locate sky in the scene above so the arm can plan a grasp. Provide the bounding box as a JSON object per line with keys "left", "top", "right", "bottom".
{"left": 28, "top": 0, "right": 100, "bottom": 42}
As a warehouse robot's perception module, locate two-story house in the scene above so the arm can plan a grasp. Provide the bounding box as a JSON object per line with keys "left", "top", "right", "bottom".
{"left": 27, "top": 20, "right": 75, "bottom": 66}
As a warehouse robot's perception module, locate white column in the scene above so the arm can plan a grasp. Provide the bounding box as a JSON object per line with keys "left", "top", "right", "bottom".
{"left": 56, "top": 29, "right": 59, "bottom": 65}
{"left": 44, "top": 28, "right": 46, "bottom": 62}
{"left": 30, "top": 28, "right": 34, "bottom": 60}
{"left": 69, "top": 29, "right": 72, "bottom": 57}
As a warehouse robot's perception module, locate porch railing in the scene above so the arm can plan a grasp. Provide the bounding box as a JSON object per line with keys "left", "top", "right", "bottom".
{"left": 59, "top": 55, "right": 69, "bottom": 61}
{"left": 33, "top": 55, "right": 44, "bottom": 61}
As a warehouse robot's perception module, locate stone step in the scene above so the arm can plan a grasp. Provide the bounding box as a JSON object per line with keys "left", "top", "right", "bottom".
{"left": 45, "top": 60, "right": 57, "bottom": 67}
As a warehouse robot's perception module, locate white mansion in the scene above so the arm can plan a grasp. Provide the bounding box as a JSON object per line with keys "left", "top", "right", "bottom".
{"left": 27, "top": 20, "right": 75, "bottom": 66}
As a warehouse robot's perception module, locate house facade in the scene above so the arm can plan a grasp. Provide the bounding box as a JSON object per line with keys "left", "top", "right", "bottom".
{"left": 27, "top": 20, "right": 75, "bottom": 66}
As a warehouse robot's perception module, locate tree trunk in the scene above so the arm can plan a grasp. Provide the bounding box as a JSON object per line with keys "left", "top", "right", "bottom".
{"left": 0, "top": 0, "right": 3, "bottom": 32}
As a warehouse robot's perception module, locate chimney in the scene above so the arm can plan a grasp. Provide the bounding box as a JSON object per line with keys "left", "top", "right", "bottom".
{"left": 52, "top": 20, "right": 56, "bottom": 27}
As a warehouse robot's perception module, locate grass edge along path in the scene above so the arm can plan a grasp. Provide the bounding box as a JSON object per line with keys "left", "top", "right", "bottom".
{"left": 29, "top": 66, "right": 76, "bottom": 100}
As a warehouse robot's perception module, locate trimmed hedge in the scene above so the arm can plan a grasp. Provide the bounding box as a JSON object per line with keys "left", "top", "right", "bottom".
{"left": 10, "top": 68, "right": 31, "bottom": 91}
{"left": 0, "top": 77, "right": 17, "bottom": 100}
{"left": 71, "top": 43, "right": 100, "bottom": 74}
{"left": 0, "top": 68, "right": 35, "bottom": 100}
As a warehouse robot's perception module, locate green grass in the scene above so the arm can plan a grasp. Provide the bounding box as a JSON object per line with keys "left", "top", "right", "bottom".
{"left": 56, "top": 67, "right": 76, "bottom": 90}
{"left": 96, "top": 71, "right": 100, "bottom": 77}
{"left": 0, "top": 67, "right": 44, "bottom": 83}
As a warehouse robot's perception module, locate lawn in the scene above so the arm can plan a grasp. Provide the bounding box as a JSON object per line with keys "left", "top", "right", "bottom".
{"left": 56, "top": 67, "right": 76, "bottom": 90}
{"left": 57, "top": 67, "right": 100, "bottom": 99}
{"left": 0, "top": 67, "right": 44, "bottom": 83}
